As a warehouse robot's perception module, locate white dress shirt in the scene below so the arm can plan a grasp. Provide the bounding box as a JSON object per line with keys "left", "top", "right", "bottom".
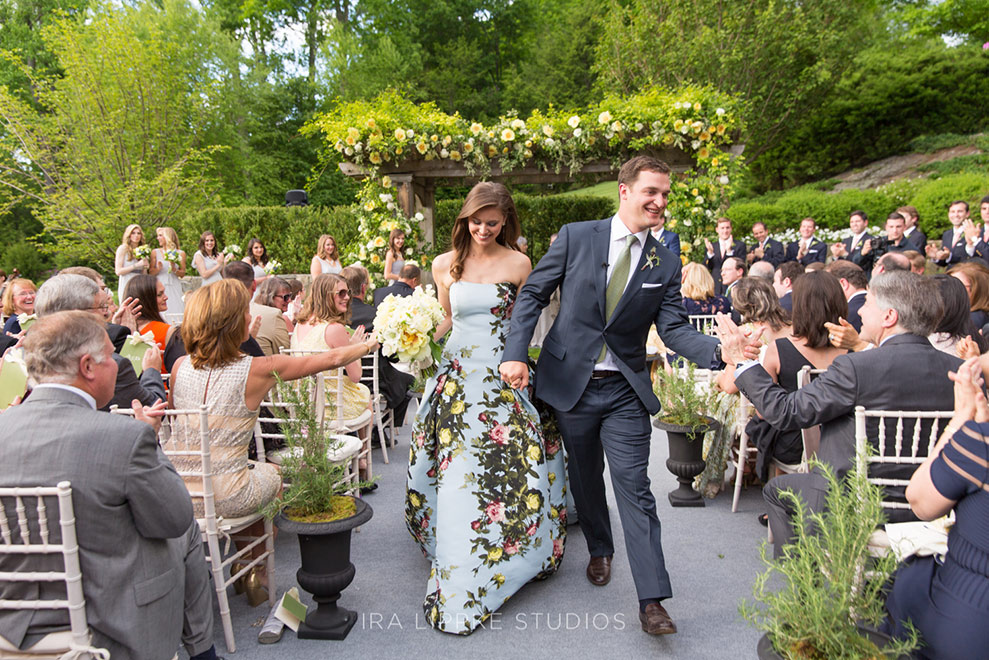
{"left": 595, "top": 214, "right": 649, "bottom": 371}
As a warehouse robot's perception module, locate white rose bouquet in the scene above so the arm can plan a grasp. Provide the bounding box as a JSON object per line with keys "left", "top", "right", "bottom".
{"left": 163, "top": 248, "right": 181, "bottom": 264}
{"left": 373, "top": 285, "right": 446, "bottom": 377}
{"left": 263, "top": 259, "right": 281, "bottom": 275}
{"left": 223, "top": 244, "right": 241, "bottom": 257}
{"left": 133, "top": 245, "right": 151, "bottom": 260}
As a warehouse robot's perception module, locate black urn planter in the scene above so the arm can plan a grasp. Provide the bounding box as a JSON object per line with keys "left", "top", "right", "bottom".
{"left": 756, "top": 626, "right": 912, "bottom": 660}
{"left": 653, "top": 416, "right": 720, "bottom": 507}
{"left": 274, "top": 497, "right": 374, "bottom": 640}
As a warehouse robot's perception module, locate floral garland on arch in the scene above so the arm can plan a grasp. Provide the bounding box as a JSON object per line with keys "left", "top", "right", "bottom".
{"left": 349, "top": 175, "right": 426, "bottom": 286}
{"left": 305, "top": 85, "right": 746, "bottom": 265}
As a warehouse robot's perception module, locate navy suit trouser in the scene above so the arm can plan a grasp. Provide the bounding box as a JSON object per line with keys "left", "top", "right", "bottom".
{"left": 552, "top": 375, "right": 672, "bottom": 600}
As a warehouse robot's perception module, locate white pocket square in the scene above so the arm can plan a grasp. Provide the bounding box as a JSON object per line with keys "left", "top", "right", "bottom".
{"left": 641, "top": 282, "right": 663, "bottom": 289}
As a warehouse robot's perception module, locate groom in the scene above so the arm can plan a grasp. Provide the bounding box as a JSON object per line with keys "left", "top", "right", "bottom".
{"left": 500, "top": 156, "right": 721, "bottom": 635}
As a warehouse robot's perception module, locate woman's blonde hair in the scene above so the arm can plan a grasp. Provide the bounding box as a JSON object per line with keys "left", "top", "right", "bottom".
{"left": 948, "top": 261, "right": 989, "bottom": 314}
{"left": 681, "top": 263, "right": 715, "bottom": 300}
{"left": 298, "top": 274, "right": 349, "bottom": 326}
{"left": 159, "top": 226, "right": 180, "bottom": 251}
{"left": 2, "top": 278, "right": 36, "bottom": 316}
{"left": 181, "top": 279, "right": 249, "bottom": 369}
{"left": 120, "top": 224, "right": 144, "bottom": 258}
{"left": 316, "top": 234, "right": 339, "bottom": 260}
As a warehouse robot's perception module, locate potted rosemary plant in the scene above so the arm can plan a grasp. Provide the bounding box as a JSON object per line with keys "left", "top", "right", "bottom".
{"left": 652, "top": 359, "right": 720, "bottom": 506}
{"left": 262, "top": 377, "right": 373, "bottom": 641}
{"left": 740, "top": 456, "right": 918, "bottom": 659}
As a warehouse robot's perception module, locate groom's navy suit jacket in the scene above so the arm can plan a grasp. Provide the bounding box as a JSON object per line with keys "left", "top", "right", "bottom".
{"left": 504, "top": 218, "right": 719, "bottom": 414}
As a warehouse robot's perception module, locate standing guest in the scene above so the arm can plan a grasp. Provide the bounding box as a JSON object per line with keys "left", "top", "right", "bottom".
{"left": 830, "top": 210, "right": 874, "bottom": 271}
{"left": 773, "top": 261, "right": 805, "bottom": 313}
{"left": 373, "top": 264, "right": 420, "bottom": 307}
{"left": 883, "top": 357, "right": 989, "bottom": 660}
{"left": 651, "top": 216, "right": 681, "bottom": 257}
{"left": 150, "top": 227, "right": 186, "bottom": 318}
{"left": 969, "top": 194, "right": 989, "bottom": 264}
{"left": 252, "top": 277, "right": 293, "bottom": 356}
{"left": 898, "top": 205, "right": 926, "bottom": 251}
{"left": 928, "top": 200, "right": 975, "bottom": 267}
{"left": 947, "top": 260, "right": 989, "bottom": 329}
{"left": 704, "top": 217, "right": 747, "bottom": 295}
{"left": 825, "top": 261, "right": 868, "bottom": 332}
{"left": 243, "top": 237, "right": 270, "bottom": 282}
{"left": 681, "top": 262, "right": 731, "bottom": 315}
{"left": 1, "top": 278, "right": 36, "bottom": 336}
{"left": 928, "top": 274, "right": 987, "bottom": 355}
{"left": 310, "top": 234, "right": 342, "bottom": 278}
{"left": 902, "top": 250, "right": 926, "bottom": 275}
{"left": 383, "top": 230, "right": 407, "bottom": 281}
{"left": 784, "top": 217, "right": 827, "bottom": 266}
{"left": 747, "top": 221, "right": 784, "bottom": 268}
{"left": 35, "top": 275, "right": 165, "bottom": 412}
{"left": 749, "top": 260, "right": 776, "bottom": 281}
{"left": 114, "top": 224, "right": 150, "bottom": 303}
{"left": 0, "top": 311, "right": 219, "bottom": 660}
{"left": 341, "top": 266, "right": 375, "bottom": 331}
{"left": 874, "top": 212, "right": 915, "bottom": 255}
{"left": 192, "top": 231, "right": 225, "bottom": 286}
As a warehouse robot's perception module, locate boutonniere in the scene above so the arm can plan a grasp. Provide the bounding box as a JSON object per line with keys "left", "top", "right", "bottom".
{"left": 641, "top": 247, "right": 661, "bottom": 271}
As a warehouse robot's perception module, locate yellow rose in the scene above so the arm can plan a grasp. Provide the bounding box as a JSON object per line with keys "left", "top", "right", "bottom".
{"left": 463, "top": 142, "right": 474, "bottom": 153}
{"left": 416, "top": 141, "right": 428, "bottom": 154}
{"left": 470, "top": 122, "right": 483, "bottom": 135}
{"left": 370, "top": 254, "right": 381, "bottom": 264}
{"left": 373, "top": 236, "right": 386, "bottom": 248}
{"left": 488, "top": 547, "right": 503, "bottom": 561}
{"left": 500, "top": 390, "right": 515, "bottom": 403}
{"left": 451, "top": 400, "right": 465, "bottom": 415}
{"left": 542, "top": 124, "right": 554, "bottom": 137}
{"left": 395, "top": 146, "right": 403, "bottom": 155}
{"left": 439, "top": 428, "right": 452, "bottom": 445}
{"left": 430, "top": 134, "right": 438, "bottom": 142}
{"left": 698, "top": 147, "right": 710, "bottom": 159}
{"left": 680, "top": 254, "right": 688, "bottom": 266}
{"left": 527, "top": 445, "right": 541, "bottom": 462}
{"left": 502, "top": 146, "right": 508, "bottom": 154}
{"left": 409, "top": 492, "right": 421, "bottom": 507}
{"left": 693, "top": 102, "right": 702, "bottom": 111}
{"left": 369, "top": 152, "right": 382, "bottom": 164}
{"left": 444, "top": 380, "right": 457, "bottom": 397}
{"left": 526, "top": 493, "right": 540, "bottom": 510}
{"left": 501, "top": 128, "right": 515, "bottom": 141}
{"left": 345, "top": 135, "right": 356, "bottom": 146}
{"left": 493, "top": 573, "right": 505, "bottom": 585}
{"left": 549, "top": 507, "right": 559, "bottom": 519}
{"left": 716, "top": 124, "right": 726, "bottom": 135}
{"left": 548, "top": 472, "right": 556, "bottom": 485}
{"left": 487, "top": 146, "right": 498, "bottom": 157}
{"left": 366, "top": 119, "right": 376, "bottom": 128}
{"left": 381, "top": 175, "right": 392, "bottom": 187}
{"left": 394, "top": 128, "right": 406, "bottom": 140}
{"left": 450, "top": 150, "right": 462, "bottom": 161}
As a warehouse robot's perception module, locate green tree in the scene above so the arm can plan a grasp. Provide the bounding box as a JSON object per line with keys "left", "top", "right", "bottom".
{"left": 897, "top": 0, "right": 989, "bottom": 46}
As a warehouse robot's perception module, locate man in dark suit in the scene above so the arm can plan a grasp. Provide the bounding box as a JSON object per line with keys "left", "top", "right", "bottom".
{"left": 342, "top": 266, "right": 376, "bottom": 331}
{"left": 928, "top": 200, "right": 975, "bottom": 267}
{"left": 830, "top": 210, "right": 874, "bottom": 272}
{"left": 720, "top": 271, "right": 959, "bottom": 558}
{"left": 34, "top": 274, "right": 166, "bottom": 412}
{"left": 747, "top": 222, "right": 784, "bottom": 269}
{"left": 784, "top": 217, "right": 827, "bottom": 265}
{"left": 825, "top": 261, "right": 868, "bottom": 332}
{"left": 899, "top": 205, "right": 926, "bottom": 252}
{"left": 501, "top": 156, "right": 726, "bottom": 636}
{"left": 58, "top": 266, "right": 140, "bottom": 352}
{"left": 650, "top": 219, "right": 680, "bottom": 257}
{"left": 373, "top": 264, "right": 420, "bottom": 307}
{"left": 773, "top": 261, "right": 805, "bottom": 314}
{"left": 0, "top": 312, "right": 218, "bottom": 660}
{"left": 968, "top": 195, "right": 989, "bottom": 265}
{"left": 704, "top": 217, "right": 747, "bottom": 295}
{"left": 874, "top": 212, "right": 917, "bottom": 257}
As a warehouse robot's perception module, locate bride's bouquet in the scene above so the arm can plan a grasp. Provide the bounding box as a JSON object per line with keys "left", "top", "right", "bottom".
{"left": 222, "top": 244, "right": 241, "bottom": 258}
{"left": 133, "top": 245, "right": 151, "bottom": 260}
{"left": 373, "top": 285, "right": 446, "bottom": 377}
{"left": 263, "top": 259, "right": 281, "bottom": 275}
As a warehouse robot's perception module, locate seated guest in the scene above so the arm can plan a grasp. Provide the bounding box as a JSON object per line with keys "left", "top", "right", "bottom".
{"left": 805, "top": 262, "right": 825, "bottom": 273}
{"left": 830, "top": 210, "right": 874, "bottom": 271}
{"left": 871, "top": 251, "right": 911, "bottom": 278}
{"left": 124, "top": 274, "right": 177, "bottom": 355}
{"left": 902, "top": 250, "right": 926, "bottom": 275}
{"left": 650, "top": 216, "right": 680, "bottom": 257}
{"left": 373, "top": 263, "right": 420, "bottom": 307}
{"left": 747, "top": 221, "right": 784, "bottom": 268}
{"left": 883, "top": 357, "right": 989, "bottom": 659}
{"left": 928, "top": 274, "right": 987, "bottom": 355}
{"left": 721, "top": 256, "right": 745, "bottom": 301}
{"left": 59, "top": 266, "right": 139, "bottom": 351}
{"left": 719, "top": 271, "right": 960, "bottom": 558}
{"left": 0, "top": 311, "right": 218, "bottom": 660}
{"left": 2, "top": 278, "right": 36, "bottom": 336}
{"left": 169, "top": 279, "right": 378, "bottom": 600}
{"left": 784, "top": 217, "right": 827, "bottom": 266}
{"left": 704, "top": 217, "right": 746, "bottom": 295}
{"left": 825, "top": 261, "right": 868, "bottom": 332}
{"left": 680, "top": 262, "right": 731, "bottom": 315}
{"left": 898, "top": 205, "right": 926, "bottom": 251}
{"left": 284, "top": 278, "right": 305, "bottom": 323}
{"left": 947, "top": 260, "right": 989, "bottom": 329}
{"left": 35, "top": 274, "right": 165, "bottom": 411}
{"left": 252, "top": 276, "right": 293, "bottom": 356}
{"left": 749, "top": 260, "right": 775, "bottom": 282}
{"left": 342, "top": 265, "right": 375, "bottom": 331}
{"left": 773, "top": 261, "right": 805, "bottom": 313}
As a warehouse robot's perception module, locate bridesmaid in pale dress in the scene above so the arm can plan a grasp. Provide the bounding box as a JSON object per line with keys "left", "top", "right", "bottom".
{"left": 309, "top": 234, "right": 342, "bottom": 277}
{"left": 383, "top": 229, "right": 406, "bottom": 282}
{"left": 192, "top": 230, "right": 226, "bottom": 286}
{"left": 150, "top": 226, "right": 186, "bottom": 319}
{"left": 114, "top": 224, "right": 150, "bottom": 303}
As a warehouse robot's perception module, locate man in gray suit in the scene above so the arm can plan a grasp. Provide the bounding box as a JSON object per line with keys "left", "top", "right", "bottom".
{"left": 501, "top": 156, "right": 725, "bottom": 635}
{"left": 0, "top": 311, "right": 219, "bottom": 659}
{"left": 719, "top": 271, "right": 960, "bottom": 557}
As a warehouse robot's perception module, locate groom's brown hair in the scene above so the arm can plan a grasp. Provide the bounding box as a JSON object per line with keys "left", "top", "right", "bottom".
{"left": 617, "top": 156, "right": 671, "bottom": 189}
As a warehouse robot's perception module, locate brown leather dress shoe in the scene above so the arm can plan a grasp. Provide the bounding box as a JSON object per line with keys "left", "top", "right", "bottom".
{"left": 639, "top": 603, "right": 677, "bottom": 635}
{"left": 586, "top": 555, "right": 612, "bottom": 586}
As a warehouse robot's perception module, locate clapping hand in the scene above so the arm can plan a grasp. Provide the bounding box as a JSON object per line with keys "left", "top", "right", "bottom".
{"left": 948, "top": 357, "right": 989, "bottom": 424}
{"left": 714, "top": 313, "right": 762, "bottom": 365}
{"left": 830, "top": 242, "right": 847, "bottom": 259}
{"left": 824, "top": 317, "right": 869, "bottom": 352}
{"left": 956, "top": 335, "right": 981, "bottom": 360}
{"left": 704, "top": 238, "right": 714, "bottom": 254}
{"left": 963, "top": 219, "right": 981, "bottom": 245}
{"left": 350, "top": 325, "right": 379, "bottom": 352}
{"left": 112, "top": 296, "right": 142, "bottom": 333}
{"left": 133, "top": 398, "right": 167, "bottom": 433}
{"left": 861, "top": 239, "right": 873, "bottom": 255}
{"left": 249, "top": 314, "right": 262, "bottom": 338}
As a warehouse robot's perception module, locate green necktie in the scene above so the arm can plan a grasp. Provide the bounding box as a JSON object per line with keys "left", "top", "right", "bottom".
{"left": 599, "top": 234, "right": 635, "bottom": 361}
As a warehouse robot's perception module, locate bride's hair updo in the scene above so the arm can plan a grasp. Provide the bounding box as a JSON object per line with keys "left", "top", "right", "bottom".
{"left": 450, "top": 182, "right": 521, "bottom": 281}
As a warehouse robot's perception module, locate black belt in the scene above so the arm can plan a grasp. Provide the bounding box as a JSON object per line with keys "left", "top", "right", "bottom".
{"left": 590, "top": 370, "right": 622, "bottom": 379}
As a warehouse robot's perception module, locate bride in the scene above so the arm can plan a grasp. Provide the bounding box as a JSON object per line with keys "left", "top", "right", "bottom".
{"left": 406, "top": 182, "right": 567, "bottom": 635}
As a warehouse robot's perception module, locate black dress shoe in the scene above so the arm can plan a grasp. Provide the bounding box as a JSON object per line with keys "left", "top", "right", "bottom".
{"left": 639, "top": 602, "right": 677, "bottom": 635}
{"left": 586, "top": 555, "right": 612, "bottom": 586}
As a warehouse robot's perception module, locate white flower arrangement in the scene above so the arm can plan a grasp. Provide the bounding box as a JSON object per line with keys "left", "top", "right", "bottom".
{"left": 16, "top": 313, "right": 36, "bottom": 331}
{"left": 263, "top": 260, "right": 281, "bottom": 275}
{"left": 163, "top": 248, "right": 181, "bottom": 264}
{"left": 223, "top": 244, "right": 241, "bottom": 257}
{"left": 373, "top": 285, "right": 446, "bottom": 377}
{"left": 133, "top": 245, "right": 151, "bottom": 260}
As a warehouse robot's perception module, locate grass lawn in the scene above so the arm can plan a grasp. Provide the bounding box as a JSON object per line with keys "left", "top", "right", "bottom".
{"left": 556, "top": 180, "right": 618, "bottom": 212}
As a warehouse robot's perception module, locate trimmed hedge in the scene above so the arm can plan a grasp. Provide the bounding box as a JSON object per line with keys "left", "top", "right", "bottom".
{"left": 434, "top": 194, "right": 616, "bottom": 265}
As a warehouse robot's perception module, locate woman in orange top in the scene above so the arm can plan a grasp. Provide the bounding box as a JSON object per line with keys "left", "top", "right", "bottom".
{"left": 123, "top": 274, "right": 176, "bottom": 376}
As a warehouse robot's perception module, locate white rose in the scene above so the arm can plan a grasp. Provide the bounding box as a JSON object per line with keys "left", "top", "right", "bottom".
{"left": 716, "top": 107, "right": 726, "bottom": 116}
{"left": 719, "top": 175, "right": 730, "bottom": 185}
{"left": 573, "top": 128, "right": 582, "bottom": 137}
{"left": 597, "top": 111, "right": 612, "bottom": 124}
{"left": 567, "top": 115, "right": 580, "bottom": 128}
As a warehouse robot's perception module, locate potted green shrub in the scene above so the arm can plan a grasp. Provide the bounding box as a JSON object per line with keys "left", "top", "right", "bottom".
{"left": 652, "top": 359, "right": 720, "bottom": 506}
{"left": 739, "top": 456, "right": 919, "bottom": 659}
{"left": 262, "top": 377, "right": 374, "bottom": 641}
